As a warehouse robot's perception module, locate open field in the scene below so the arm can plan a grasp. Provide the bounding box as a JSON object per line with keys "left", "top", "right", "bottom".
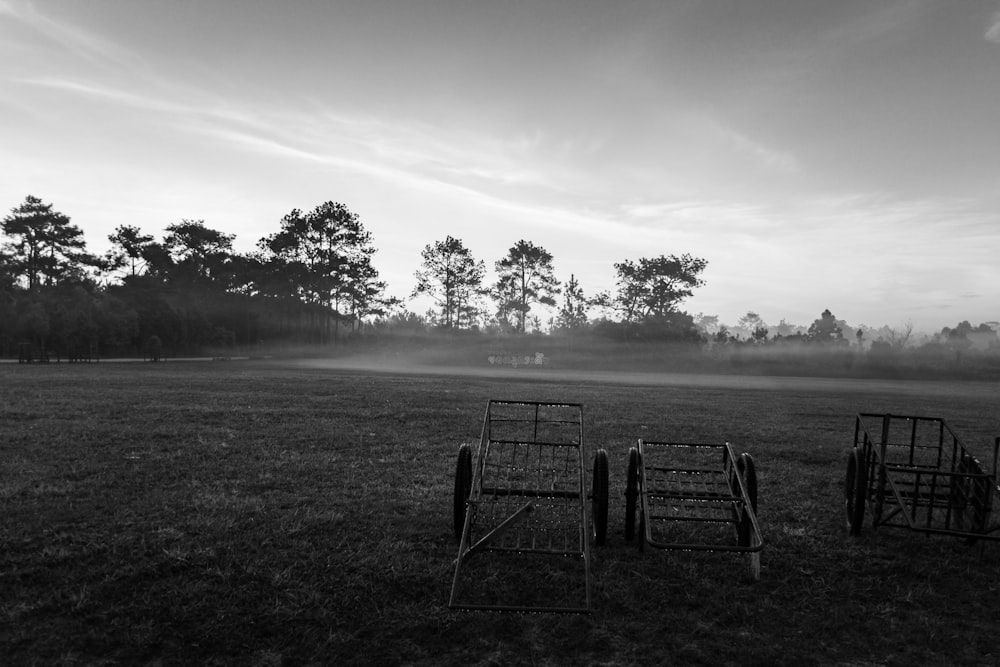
{"left": 2, "top": 360, "right": 1000, "bottom": 665}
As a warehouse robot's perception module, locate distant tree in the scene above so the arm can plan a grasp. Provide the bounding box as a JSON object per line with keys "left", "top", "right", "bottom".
{"left": 737, "top": 311, "right": 766, "bottom": 332}
{"left": 554, "top": 273, "right": 591, "bottom": 330}
{"left": 2, "top": 195, "right": 95, "bottom": 289}
{"left": 261, "top": 202, "right": 384, "bottom": 341}
{"left": 490, "top": 278, "right": 520, "bottom": 333}
{"left": 772, "top": 318, "right": 802, "bottom": 338}
{"left": 163, "top": 220, "right": 236, "bottom": 284}
{"left": 613, "top": 253, "right": 707, "bottom": 323}
{"left": 883, "top": 322, "right": 914, "bottom": 349}
{"left": 936, "top": 320, "right": 999, "bottom": 352}
{"left": 103, "top": 225, "right": 155, "bottom": 280}
{"left": 493, "top": 240, "right": 560, "bottom": 334}
{"left": 412, "top": 236, "right": 485, "bottom": 328}
{"left": 694, "top": 313, "right": 721, "bottom": 336}
{"left": 346, "top": 258, "right": 396, "bottom": 330}
{"left": 372, "top": 308, "right": 427, "bottom": 333}
{"left": 807, "top": 309, "right": 845, "bottom": 343}
{"left": 0, "top": 247, "right": 19, "bottom": 291}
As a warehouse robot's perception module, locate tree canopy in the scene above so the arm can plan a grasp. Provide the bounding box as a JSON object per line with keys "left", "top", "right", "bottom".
{"left": 493, "top": 240, "right": 560, "bottom": 333}
{"left": 613, "top": 253, "right": 707, "bottom": 322}
{"left": 2, "top": 196, "right": 94, "bottom": 290}
{"left": 412, "top": 235, "right": 485, "bottom": 329}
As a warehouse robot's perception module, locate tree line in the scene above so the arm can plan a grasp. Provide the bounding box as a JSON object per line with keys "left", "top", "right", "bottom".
{"left": 3, "top": 195, "right": 995, "bottom": 362}
{"left": 0, "top": 195, "right": 715, "bottom": 358}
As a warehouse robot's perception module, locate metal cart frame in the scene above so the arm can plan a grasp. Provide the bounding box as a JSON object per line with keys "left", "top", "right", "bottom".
{"left": 449, "top": 400, "right": 608, "bottom": 613}
{"left": 846, "top": 413, "right": 1000, "bottom": 543}
{"left": 625, "top": 440, "right": 763, "bottom": 581}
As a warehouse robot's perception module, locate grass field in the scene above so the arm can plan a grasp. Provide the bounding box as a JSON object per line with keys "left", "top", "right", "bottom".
{"left": 2, "top": 359, "right": 999, "bottom": 666}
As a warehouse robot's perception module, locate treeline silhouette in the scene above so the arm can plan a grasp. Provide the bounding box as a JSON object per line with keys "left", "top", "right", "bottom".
{"left": 2, "top": 195, "right": 997, "bottom": 379}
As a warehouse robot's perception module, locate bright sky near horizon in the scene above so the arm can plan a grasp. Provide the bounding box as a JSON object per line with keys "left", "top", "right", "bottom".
{"left": 2, "top": 0, "right": 998, "bottom": 333}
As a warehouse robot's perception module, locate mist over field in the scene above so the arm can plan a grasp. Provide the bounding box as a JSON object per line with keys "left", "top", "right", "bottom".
{"left": 263, "top": 329, "right": 1000, "bottom": 385}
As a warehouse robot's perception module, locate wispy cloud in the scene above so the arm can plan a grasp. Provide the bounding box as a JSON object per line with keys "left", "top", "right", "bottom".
{"left": 19, "top": 77, "right": 178, "bottom": 113}
{"left": 986, "top": 10, "right": 1000, "bottom": 43}
{"left": 687, "top": 115, "right": 799, "bottom": 173}
{"left": 0, "top": 0, "right": 138, "bottom": 68}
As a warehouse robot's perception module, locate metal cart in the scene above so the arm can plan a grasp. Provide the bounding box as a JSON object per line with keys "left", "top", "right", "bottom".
{"left": 449, "top": 400, "right": 608, "bottom": 613}
{"left": 624, "top": 440, "right": 762, "bottom": 581}
{"left": 846, "top": 413, "right": 1000, "bottom": 543}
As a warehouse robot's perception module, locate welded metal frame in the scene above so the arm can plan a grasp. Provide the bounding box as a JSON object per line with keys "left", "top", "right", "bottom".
{"left": 849, "top": 413, "right": 1000, "bottom": 541}
{"left": 449, "top": 400, "right": 601, "bottom": 613}
{"left": 629, "top": 440, "right": 763, "bottom": 580}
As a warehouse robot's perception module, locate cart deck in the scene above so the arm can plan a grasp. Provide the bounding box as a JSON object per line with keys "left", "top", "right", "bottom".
{"left": 449, "top": 400, "right": 608, "bottom": 613}
{"left": 846, "top": 413, "right": 1000, "bottom": 542}
{"left": 625, "top": 440, "right": 762, "bottom": 581}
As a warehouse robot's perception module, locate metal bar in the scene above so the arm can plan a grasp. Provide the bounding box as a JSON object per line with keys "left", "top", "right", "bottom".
{"left": 646, "top": 491, "right": 741, "bottom": 502}
{"left": 909, "top": 469, "right": 920, "bottom": 525}
{"left": 489, "top": 439, "right": 582, "bottom": 448}
{"left": 450, "top": 602, "right": 591, "bottom": 614}
{"left": 876, "top": 415, "right": 891, "bottom": 524}
{"left": 479, "top": 487, "right": 581, "bottom": 499}
{"left": 463, "top": 502, "right": 534, "bottom": 559}
{"left": 648, "top": 514, "right": 736, "bottom": 525}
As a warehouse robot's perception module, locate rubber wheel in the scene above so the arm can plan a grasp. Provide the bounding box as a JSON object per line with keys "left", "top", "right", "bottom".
{"left": 961, "top": 454, "right": 988, "bottom": 544}
{"left": 624, "top": 447, "right": 639, "bottom": 541}
{"left": 453, "top": 444, "right": 473, "bottom": 541}
{"left": 592, "top": 449, "right": 609, "bottom": 546}
{"left": 737, "top": 507, "right": 752, "bottom": 547}
{"left": 845, "top": 448, "right": 867, "bottom": 536}
{"left": 737, "top": 453, "right": 758, "bottom": 515}
{"left": 950, "top": 454, "right": 972, "bottom": 531}
{"left": 737, "top": 508, "right": 761, "bottom": 581}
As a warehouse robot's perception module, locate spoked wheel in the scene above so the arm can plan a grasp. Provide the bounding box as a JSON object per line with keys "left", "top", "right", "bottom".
{"left": 736, "top": 453, "right": 758, "bottom": 515}
{"left": 844, "top": 447, "right": 867, "bottom": 536}
{"left": 624, "top": 447, "right": 639, "bottom": 541}
{"left": 592, "top": 449, "right": 609, "bottom": 546}
{"left": 453, "top": 443, "right": 473, "bottom": 540}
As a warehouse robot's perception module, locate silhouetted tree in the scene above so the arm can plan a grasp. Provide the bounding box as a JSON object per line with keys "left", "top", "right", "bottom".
{"left": 103, "top": 225, "right": 155, "bottom": 280}
{"left": 412, "top": 236, "right": 485, "bottom": 328}
{"left": 163, "top": 220, "right": 236, "bottom": 284}
{"left": 613, "top": 253, "right": 707, "bottom": 322}
{"left": 494, "top": 240, "right": 559, "bottom": 334}
{"left": 260, "top": 202, "right": 384, "bottom": 342}
{"left": 807, "top": 309, "right": 845, "bottom": 343}
{"left": 554, "top": 274, "right": 590, "bottom": 330}
{"left": 2, "top": 196, "right": 95, "bottom": 289}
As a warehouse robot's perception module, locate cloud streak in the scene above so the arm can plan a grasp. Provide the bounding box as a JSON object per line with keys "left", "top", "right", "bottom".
{"left": 987, "top": 11, "right": 1000, "bottom": 43}
{"left": 0, "top": 0, "right": 138, "bottom": 68}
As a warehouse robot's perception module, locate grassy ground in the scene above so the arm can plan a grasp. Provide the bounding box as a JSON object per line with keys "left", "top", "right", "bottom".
{"left": 2, "top": 360, "right": 999, "bottom": 666}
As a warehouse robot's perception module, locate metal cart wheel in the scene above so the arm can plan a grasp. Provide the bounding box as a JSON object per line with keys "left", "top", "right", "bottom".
{"left": 737, "top": 508, "right": 762, "bottom": 581}
{"left": 844, "top": 447, "right": 867, "bottom": 536}
{"left": 737, "top": 508, "right": 749, "bottom": 545}
{"left": 592, "top": 449, "right": 609, "bottom": 546}
{"left": 453, "top": 443, "right": 473, "bottom": 540}
{"left": 737, "top": 453, "right": 758, "bottom": 514}
{"left": 957, "top": 454, "right": 989, "bottom": 544}
{"left": 624, "top": 447, "right": 639, "bottom": 541}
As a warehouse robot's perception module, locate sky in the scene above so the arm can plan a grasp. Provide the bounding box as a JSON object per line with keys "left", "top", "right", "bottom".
{"left": 1, "top": 0, "right": 998, "bottom": 333}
